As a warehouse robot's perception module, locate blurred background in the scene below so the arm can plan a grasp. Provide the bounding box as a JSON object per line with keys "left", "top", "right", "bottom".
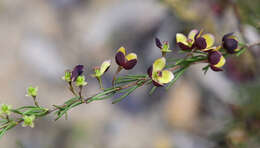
{"left": 0, "top": 0, "right": 260, "bottom": 147}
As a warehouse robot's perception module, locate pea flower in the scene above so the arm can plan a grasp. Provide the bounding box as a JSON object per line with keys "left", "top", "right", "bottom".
{"left": 208, "top": 51, "right": 226, "bottom": 71}
{"left": 26, "top": 86, "right": 38, "bottom": 97}
{"left": 194, "top": 30, "right": 215, "bottom": 51}
{"left": 75, "top": 75, "right": 88, "bottom": 87}
{"left": 0, "top": 104, "right": 12, "bottom": 115}
{"left": 115, "top": 47, "right": 137, "bottom": 70}
{"left": 71, "top": 65, "right": 84, "bottom": 82}
{"left": 155, "top": 38, "right": 172, "bottom": 55}
{"left": 147, "top": 57, "right": 174, "bottom": 86}
{"left": 176, "top": 29, "right": 198, "bottom": 50}
{"left": 22, "top": 115, "right": 35, "bottom": 128}
{"left": 222, "top": 33, "right": 239, "bottom": 54}
{"left": 62, "top": 70, "right": 72, "bottom": 82}
{"left": 92, "top": 60, "right": 111, "bottom": 89}
{"left": 92, "top": 60, "right": 111, "bottom": 78}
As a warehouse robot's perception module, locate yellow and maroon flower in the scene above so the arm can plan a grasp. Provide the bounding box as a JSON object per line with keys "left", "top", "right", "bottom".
{"left": 115, "top": 47, "right": 137, "bottom": 70}
{"left": 194, "top": 30, "right": 215, "bottom": 51}
{"left": 147, "top": 57, "right": 174, "bottom": 86}
{"left": 208, "top": 51, "right": 226, "bottom": 71}
{"left": 222, "top": 33, "right": 239, "bottom": 54}
{"left": 176, "top": 29, "right": 198, "bottom": 50}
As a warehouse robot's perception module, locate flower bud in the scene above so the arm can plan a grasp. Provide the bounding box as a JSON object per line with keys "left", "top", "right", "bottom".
{"left": 22, "top": 115, "right": 35, "bottom": 128}
{"left": 62, "top": 70, "right": 72, "bottom": 82}
{"left": 222, "top": 33, "right": 239, "bottom": 54}
{"left": 26, "top": 86, "right": 38, "bottom": 97}
{"left": 208, "top": 51, "right": 226, "bottom": 71}
{"left": 71, "top": 65, "right": 84, "bottom": 82}
{"left": 75, "top": 75, "right": 88, "bottom": 87}
{"left": 0, "top": 104, "right": 12, "bottom": 115}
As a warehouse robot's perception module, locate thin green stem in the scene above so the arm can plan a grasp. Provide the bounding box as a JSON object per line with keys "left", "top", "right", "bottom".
{"left": 68, "top": 82, "right": 77, "bottom": 96}
{"left": 112, "top": 66, "right": 123, "bottom": 87}
{"left": 32, "top": 96, "right": 39, "bottom": 107}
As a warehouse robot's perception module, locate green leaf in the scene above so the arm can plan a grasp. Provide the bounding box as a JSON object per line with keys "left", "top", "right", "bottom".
{"left": 55, "top": 101, "right": 81, "bottom": 121}
{"left": 166, "top": 66, "right": 188, "bottom": 90}
{"left": 22, "top": 107, "right": 47, "bottom": 116}
{"left": 149, "top": 86, "right": 157, "bottom": 95}
{"left": 202, "top": 65, "right": 210, "bottom": 75}
{"left": 16, "top": 106, "right": 37, "bottom": 111}
{"left": 10, "top": 109, "right": 23, "bottom": 115}
{"left": 112, "top": 86, "right": 139, "bottom": 104}
{"left": 64, "top": 97, "right": 80, "bottom": 106}
{"left": 115, "top": 78, "right": 137, "bottom": 85}
{"left": 166, "top": 57, "right": 183, "bottom": 63}
{"left": 0, "top": 121, "right": 16, "bottom": 139}
{"left": 236, "top": 47, "right": 247, "bottom": 56}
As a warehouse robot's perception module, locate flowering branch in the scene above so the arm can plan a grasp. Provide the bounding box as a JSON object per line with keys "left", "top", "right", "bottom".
{"left": 0, "top": 29, "right": 259, "bottom": 140}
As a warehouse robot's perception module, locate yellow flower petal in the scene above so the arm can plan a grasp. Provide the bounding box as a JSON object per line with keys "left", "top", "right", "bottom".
{"left": 202, "top": 33, "right": 215, "bottom": 48}
{"left": 117, "top": 46, "right": 126, "bottom": 55}
{"left": 125, "top": 53, "right": 137, "bottom": 61}
{"left": 214, "top": 56, "right": 226, "bottom": 68}
{"left": 157, "top": 70, "right": 174, "bottom": 84}
{"left": 153, "top": 57, "right": 166, "bottom": 72}
{"left": 100, "top": 60, "right": 111, "bottom": 75}
{"left": 176, "top": 33, "right": 188, "bottom": 45}
{"left": 188, "top": 29, "right": 198, "bottom": 41}
{"left": 202, "top": 45, "right": 221, "bottom": 52}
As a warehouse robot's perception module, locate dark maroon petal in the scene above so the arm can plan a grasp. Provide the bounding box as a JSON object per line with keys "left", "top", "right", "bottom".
{"left": 177, "top": 43, "right": 192, "bottom": 50}
{"left": 208, "top": 51, "right": 221, "bottom": 65}
{"left": 115, "top": 52, "right": 126, "bottom": 66}
{"left": 71, "top": 65, "right": 84, "bottom": 81}
{"left": 195, "top": 37, "right": 207, "bottom": 49}
{"left": 210, "top": 65, "right": 223, "bottom": 72}
{"left": 152, "top": 80, "right": 163, "bottom": 87}
{"left": 222, "top": 38, "right": 238, "bottom": 54}
{"left": 194, "top": 30, "right": 201, "bottom": 39}
{"left": 155, "top": 37, "right": 162, "bottom": 49}
{"left": 222, "top": 32, "right": 234, "bottom": 41}
{"left": 147, "top": 66, "right": 153, "bottom": 78}
{"left": 123, "top": 59, "right": 137, "bottom": 70}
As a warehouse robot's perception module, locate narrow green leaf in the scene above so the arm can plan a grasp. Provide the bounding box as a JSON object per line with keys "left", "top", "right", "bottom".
{"left": 202, "top": 65, "right": 210, "bottom": 75}
{"left": 55, "top": 101, "right": 81, "bottom": 121}
{"left": 64, "top": 97, "right": 80, "bottom": 105}
{"left": 166, "top": 66, "right": 188, "bottom": 90}
{"left": 10, "top": 109, "right": 23, "bottom": 115}
{"left": 112, "top": 86, "right": 139, "bottom": 104}
{"left": 16, "top": 106, "right": 38, "bottom": 111}
{"left": 236, "top": 47, "right": 247, "bottom": 56}
{"left": 0, "top": 121, "right": 16, "bottom": 139}
{"left": 149, "top": 86, "right": 157, "bottom": 95}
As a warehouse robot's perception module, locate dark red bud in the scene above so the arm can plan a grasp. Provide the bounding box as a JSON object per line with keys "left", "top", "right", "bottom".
{"left": 195, "top": 37, "right": 207, "bottom": 49}
{"left": 71, "top": 65, "right": 84, "bottom": 81}
{"left": 155, "top": 37, "right": 162, "bottom": 49}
